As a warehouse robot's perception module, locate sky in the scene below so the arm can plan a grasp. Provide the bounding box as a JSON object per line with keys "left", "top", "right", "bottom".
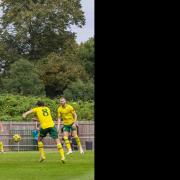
{"left": 72, "top": 0, "right": 94, "bottom": 44}
{"left": 0, "top": 0, "right": 94, "bottom": 44}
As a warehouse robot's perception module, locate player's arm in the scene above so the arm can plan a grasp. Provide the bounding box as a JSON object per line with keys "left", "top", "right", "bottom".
{"left": 72, "top": 112, "right": 77, "bottom": 122}
{"left": 57, "top": 110, "right": 62, "bottom": 133}
{"left": 22, "top": 109, "right": 34, "bottom": 118}
{"left": 70, "top": 106, "right": 77, "bottom": 122}
{"left": 57, "top": 117, "right": 62, "bottom": 133}
{"left": 32, "top": 117, "right": 38, "bottom": 121}
{"left": 72, "top": 110, "right": 78, "bottom": 127}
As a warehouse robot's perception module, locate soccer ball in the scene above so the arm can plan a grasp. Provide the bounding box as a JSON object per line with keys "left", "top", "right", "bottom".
{"left": 13, "top": 134, "right": 21, "bottom": 142}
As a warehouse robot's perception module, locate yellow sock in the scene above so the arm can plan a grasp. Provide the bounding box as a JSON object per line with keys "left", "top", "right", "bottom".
{"left": 38, "top": 141, "right": 45, "bottom": 158}
{"left": 74, "top": 135, "right": 82, "bottom": 149}
{"left": 0, "top": 141, "right": 4, "bottom": 152}
{"left": 57, "top": 143, "right": 65, "bottom": 159}
{"left": 64, "top": 136, "right": 71, "bottom": 151}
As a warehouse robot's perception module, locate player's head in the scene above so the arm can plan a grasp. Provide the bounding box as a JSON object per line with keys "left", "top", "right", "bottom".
{"left": 36, "top": 101, "right": 45, "bottom": 107}
{"left": 60, "top": 97, "right": 66, "bottom": 105}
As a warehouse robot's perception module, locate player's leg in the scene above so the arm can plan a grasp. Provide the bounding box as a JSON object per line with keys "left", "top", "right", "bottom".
{"left": 49, "top": 126, "right": 65, "bottom": 163}
{"left": 38, "top": 129, "right": 47, "bottom": 162}
{"left": 0, "top": 141, "right": 4, "bottom": 153}
{"left": 55, "top": 138, "right": 65, "bottom": 163}
{"left": 63, "top": 126, "right": 72, "bottom": 154}
{"left": 72, "top": 126, "right": 84, "bottom": 154}
{"left": 38, "top": 138, "right": 46, "bottom": 162}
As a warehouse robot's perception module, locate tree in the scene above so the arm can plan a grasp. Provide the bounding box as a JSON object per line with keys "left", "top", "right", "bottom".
{"left": 2, "top": 59, "right": 45, "bottom": 95}
{"left": 36, "top": 53, "right": 88, "bottom": 97}
{"left": 0, "top": 0, "right": 85, "bottom": 60}
{"left": 63, "top": 79, "right": 94, "bottom": 101}
{"left": 0, "top": 59, "right": 5, "bottom": 75}
{"left": 77, "top": 37, "right": 94, "bottom": 78}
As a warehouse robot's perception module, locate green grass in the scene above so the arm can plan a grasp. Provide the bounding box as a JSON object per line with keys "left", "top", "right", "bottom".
{"left": 0, "top": 151, "right": 94, "bottom": 180}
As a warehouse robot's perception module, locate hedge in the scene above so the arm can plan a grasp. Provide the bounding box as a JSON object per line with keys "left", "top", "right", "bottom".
{"left": 0, "top": 94, "right": 94, "bottom": 121}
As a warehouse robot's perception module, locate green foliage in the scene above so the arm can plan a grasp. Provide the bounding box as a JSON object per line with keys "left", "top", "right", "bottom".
{"left": 36, "top": 53, "right": 89, "bottom": 97}
{"left": 1, "top": 59, "right": 45, "bottom": 96}
{"left": 0, "top": 1, "right": 94, "bottom": 98}
{"left": 0, "top": 35, "right": 21, "bottom": 68}
{"left": 77, "top": 38, "right": 94, "bottom": 78}
{"left": 0, "top": 94, "right": 37, "bottom": 121}
{"left": 69, "top": 100, "right": 94, "bottom": 120}
{"left": 0, "top": 94, "right": 94, "bottom": 121}
{"left": 63, "top": 79, "right": 94, "bottom": 101}
{"left": 0, "top": 0, "right": 85, "bottom": 60}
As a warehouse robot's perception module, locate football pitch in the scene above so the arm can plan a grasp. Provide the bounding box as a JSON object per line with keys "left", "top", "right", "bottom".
{"left": 0, "top": 151, "right": 94, "bottom": 180}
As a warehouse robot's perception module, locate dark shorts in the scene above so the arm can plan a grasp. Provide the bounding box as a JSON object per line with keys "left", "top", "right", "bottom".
{"left": 39, "top": 126, "right": 58, "bottom": 139}
{"left": 63, "top": 123, "right": 77, "bottom": 133}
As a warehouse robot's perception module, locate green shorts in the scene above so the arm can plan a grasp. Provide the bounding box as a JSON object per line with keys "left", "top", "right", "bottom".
{"left": 63, "top": 123, "right": 77, "bottom": 133}
{"left": 39, "top": 126, "right": 58, "bottom": 139}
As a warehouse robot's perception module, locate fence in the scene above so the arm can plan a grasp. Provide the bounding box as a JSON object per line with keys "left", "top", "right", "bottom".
{"left": 0, "top": 121, "right": 94, "bottom": 151}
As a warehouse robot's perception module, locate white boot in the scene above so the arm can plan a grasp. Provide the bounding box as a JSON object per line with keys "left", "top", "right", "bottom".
{"left": 80, "top": 147, "right": 84, "bottom": 154}
{"left": 66, "top": 149, "right": 73, "bottom": 155}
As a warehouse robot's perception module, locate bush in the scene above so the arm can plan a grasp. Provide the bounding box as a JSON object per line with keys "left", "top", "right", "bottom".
{"left": 1, "top": 59, "right": 45, "bottom": 96}
{"left": 63, "top": 79, "right": 94, "bottom": 101}
{"left": 0, "top": 94, "right": 94, "bottom": 121}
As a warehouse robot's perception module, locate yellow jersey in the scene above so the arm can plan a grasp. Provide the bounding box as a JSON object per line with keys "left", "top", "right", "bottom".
{"left": 57, "top": 104, "right": 76, "bottom": 125}
{"left": 32, "top": 106, "right": 54, "bottom": 129}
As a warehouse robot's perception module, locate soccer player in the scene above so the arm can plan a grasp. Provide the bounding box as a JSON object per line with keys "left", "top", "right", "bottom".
{"left": 0, "top": 121, "right": 4, "bottom": 153}
{"left": 32, "top": 122, "right": 40, "bottom": 150}
{"left": 22, "top": 101, "right": 65, "bottom": 163}
{"left": 57, "top": 97, "right": 84, "bottom": 155}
